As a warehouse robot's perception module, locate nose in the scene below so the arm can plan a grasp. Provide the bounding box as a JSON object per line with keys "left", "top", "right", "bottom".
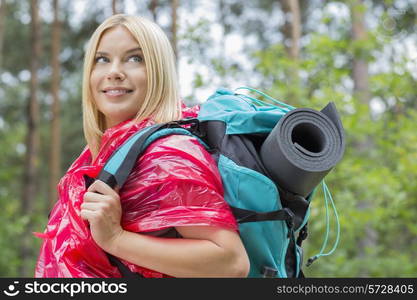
{"left": 107, "top": 61, "right": 126, "bottom": 81}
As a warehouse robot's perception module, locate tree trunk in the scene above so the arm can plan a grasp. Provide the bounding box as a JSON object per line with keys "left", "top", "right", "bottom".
{"left": 350, "top": 0, "right": 376, "bottom": 277}
{"left": 20, "top": 0, "right": 41, "bottom": 277}
{"left": 351, "top": 0, "right": 370, "bottom": 104}
{"left": 112, "top": 0, "right": 124, "bottom": 15}
{"left": 112, "top": 0, "right": 117, "bottom": 14}
{"left": 48, "top": 0, "right": 61, "bottom": 210}
{"left": 0, "top": 0, "right": 6, "bottom": 69}
{"left": 171, "top": 0, "right": 178, "bottom": 65}
{"left": 281, "top": 0, "right": 301, "bottom": 60}
{"left": 280, "top": 0, "right": 301, "bottom": 105}
{"left": 149, "top": 0, "right": 158, "bottom": 22}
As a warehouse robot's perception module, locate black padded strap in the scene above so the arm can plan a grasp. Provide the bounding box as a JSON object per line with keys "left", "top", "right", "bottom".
{"left": 231, "top": 206, "right": 295, "bottom": 224}
{"left": 106, "top": 253, "right": 143, "bottom": 278}
{"left": 277, "top": 187, "right": 310, "bottom": 230}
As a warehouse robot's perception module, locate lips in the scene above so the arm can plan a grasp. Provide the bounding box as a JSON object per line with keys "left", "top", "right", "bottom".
{"left": 102, "top": 87, "right": 133, "bottom": 95}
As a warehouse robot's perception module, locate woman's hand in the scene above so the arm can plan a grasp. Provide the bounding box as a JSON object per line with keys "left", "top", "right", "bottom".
{"left": 80, "top": 180, "right": 124, "bottom": 252}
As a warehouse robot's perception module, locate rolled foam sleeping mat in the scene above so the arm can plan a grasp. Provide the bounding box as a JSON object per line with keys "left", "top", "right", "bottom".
{"left": 260, "top": 102, "right": 345, "bottom": 198}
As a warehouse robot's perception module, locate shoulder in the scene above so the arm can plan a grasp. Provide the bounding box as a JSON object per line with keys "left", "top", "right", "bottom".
{"left": 144, "top": 134, "right": 209, "bottom": 162}
{"left": 137, "top": 133, "right": 221, "bottom": 189}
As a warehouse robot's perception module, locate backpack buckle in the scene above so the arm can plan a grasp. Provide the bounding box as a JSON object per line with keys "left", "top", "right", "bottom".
{"left": 299, "top": 226, "right": 308, "bottom": 240}
{"left": 179, "top": 118, "right": 205, "bottom": 138}
{"left": 283, "top": 208, "right": 295, "bottom": 238}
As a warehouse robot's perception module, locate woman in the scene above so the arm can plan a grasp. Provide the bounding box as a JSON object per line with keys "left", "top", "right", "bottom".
{"left": 35, "top": 14, "right": 249, "bottom": 278}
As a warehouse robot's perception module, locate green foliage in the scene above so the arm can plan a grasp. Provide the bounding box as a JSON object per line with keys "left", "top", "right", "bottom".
{"left": 249, "top": 0, "right": 417, "bottom": 277}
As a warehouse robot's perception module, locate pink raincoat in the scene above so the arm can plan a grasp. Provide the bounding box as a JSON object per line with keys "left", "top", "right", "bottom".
{"left": 34, "top": 104, "right": 237, "bottom": 278}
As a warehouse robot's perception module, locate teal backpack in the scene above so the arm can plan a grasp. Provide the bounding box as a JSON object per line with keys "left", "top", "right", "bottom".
{"left": 96, "top": 87, "right": 343, "bottom": 278}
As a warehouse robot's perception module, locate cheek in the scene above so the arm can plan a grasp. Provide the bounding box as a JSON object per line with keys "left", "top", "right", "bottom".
{"left": 133, "top": 68, "right": 147, "bottom": 90}
{"left": 138, "top": 77, "right": 148, "bottom": 99}
{"left": 90, "top": 70, "right": 101, "bottom": 92}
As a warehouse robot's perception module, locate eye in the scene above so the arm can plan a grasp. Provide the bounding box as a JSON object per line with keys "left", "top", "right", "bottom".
{"left": 94, "top": 56, "right": 109, "bottom": 63}
{"left": 128, "top": 55, "right": 143, "bottom": 63}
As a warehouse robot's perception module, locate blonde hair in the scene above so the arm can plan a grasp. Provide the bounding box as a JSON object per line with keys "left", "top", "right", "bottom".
{"left": 82, "top": 14, "right": 182, "bottom": 158}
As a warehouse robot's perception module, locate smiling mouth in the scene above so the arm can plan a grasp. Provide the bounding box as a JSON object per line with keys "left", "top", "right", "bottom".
{"left": 103, "top": 89, "right": 133, "bottom": 95}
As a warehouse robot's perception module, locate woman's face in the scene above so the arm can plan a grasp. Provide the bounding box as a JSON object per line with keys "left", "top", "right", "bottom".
{"left": 90, "top": 26, "right": 147, "bottom": 128}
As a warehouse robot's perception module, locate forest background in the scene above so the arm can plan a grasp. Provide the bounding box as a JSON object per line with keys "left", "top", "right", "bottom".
{"left": 0, "top": 0, "right": 416, "bottom": 277}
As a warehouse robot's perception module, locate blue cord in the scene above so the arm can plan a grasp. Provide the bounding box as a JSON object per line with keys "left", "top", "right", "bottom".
{"left": 238, "top": 94, "right": 269, "bottom": 107}
{"left": 234, "top": 86, "right": 295, "bottom": 111}
{"left": 307, "top": 180, "right": 341, "bottom": 266}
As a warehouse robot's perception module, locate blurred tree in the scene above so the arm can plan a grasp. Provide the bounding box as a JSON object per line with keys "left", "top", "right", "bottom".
{"left": 0, "top": 0, "right": 107, "bottom": 277}
{"left": 351, "top": 0, "right": 370, "bottom": 105}
{"left": 20, "top": 0, "right": 41, "bottom": 277}
{"left": 149, "top": 0, "right": 158, "bottom": 21}
{"left": 48, "top": 0, "right": 62, "bottom": 210}
{"left": 0, "top": 0, "right": 6, "bottom": 69}
{"left": 112, "top": 0, "right": 117, "bottom": 14}
{"left": 281, "top": 0, "right": 301, "bottom": 60}
{"left": 349, "top": 0, "right": 377, "bottom": 277}
{"left": 280, "top": 0, "right": 302, "bottom": 105}
{"left": 112, "top": 0, "right": 124, "bottom": 15}
{"left": 171, "top": 0, "right": 178, "bottom": 64}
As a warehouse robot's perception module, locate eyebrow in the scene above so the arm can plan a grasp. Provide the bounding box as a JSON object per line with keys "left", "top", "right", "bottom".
{"left": 95, "top": 47, "right": 142, "bottom": 56}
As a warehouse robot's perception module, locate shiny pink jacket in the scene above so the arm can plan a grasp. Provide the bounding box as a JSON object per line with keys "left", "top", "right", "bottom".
{"left": 35, "top": 104, "right": 237, "bottom": 278}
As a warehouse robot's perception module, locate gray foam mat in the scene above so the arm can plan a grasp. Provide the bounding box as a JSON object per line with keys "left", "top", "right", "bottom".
{"left": 260, "top": 102, "right": 345, "bottom": 197}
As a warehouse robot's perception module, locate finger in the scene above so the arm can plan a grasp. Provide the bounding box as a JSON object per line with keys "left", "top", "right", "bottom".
{"left": 83, "top": 191, "right": 108, "bottom": 203}
{"left": 88, "top": 180, "right": 119, "bottom": 198}
{"left": 80, "top": 202, "right": 104, "bottom": 211}
{"left": 80, "top": 209, "right": 98, "bottom": 221}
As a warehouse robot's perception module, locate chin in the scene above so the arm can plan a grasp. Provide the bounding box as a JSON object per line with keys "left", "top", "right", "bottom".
{"left": 106, "top": 113, "right": 138, "bottom": 127}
